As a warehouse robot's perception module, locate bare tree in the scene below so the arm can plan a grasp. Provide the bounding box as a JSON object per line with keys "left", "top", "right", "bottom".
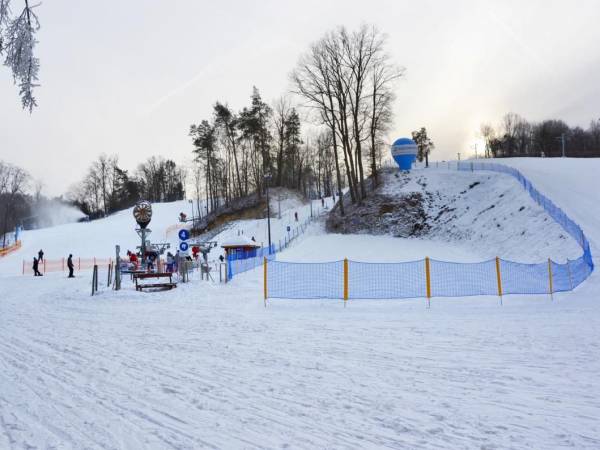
{"left": 293, "top": 25, "right": 400, "bottom": 209}
{"left": 480, "top": 123, "right": 495, "bottom": 158}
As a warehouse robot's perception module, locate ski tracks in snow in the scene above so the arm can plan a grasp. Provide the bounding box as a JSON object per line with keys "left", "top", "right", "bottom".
{"left": 2, "top": 273, "right": 600, "bottom": 448}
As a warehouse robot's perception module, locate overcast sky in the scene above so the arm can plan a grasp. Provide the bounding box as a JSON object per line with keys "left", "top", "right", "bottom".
{"left": 1, "top": 0, "right": 599, "bottom": 196}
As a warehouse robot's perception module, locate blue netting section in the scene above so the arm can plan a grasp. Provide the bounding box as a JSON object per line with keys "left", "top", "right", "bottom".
{"left": 268, "top": 260, "right": 344, "bottom": 299}
{"left": 429, "top": 259, "right": 497, "bottom": 297}
{"left": 228, "top": 244, "right": 275, "bottom": 280}
{"left": 348, "top": 260, "right": 425, "bottom": 299}
{"left": 260, "top": 162, "right": 593, "bottom": 299}
{"left": 499, "top": 259, "right": 548, "bottom": 295}
{"left": 458, "top": 161, "right": 594, "bottom": 272}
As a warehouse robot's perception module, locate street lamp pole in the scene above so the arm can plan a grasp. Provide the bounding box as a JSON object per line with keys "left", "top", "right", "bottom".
{"left": 555, "top": 133, "right": 566, "bottom": 157}
{"left": 189, "top": 199, "right": 195, "bottom": 228}
{"left": 265, "top": 175, "right": 272, "bottom": 251}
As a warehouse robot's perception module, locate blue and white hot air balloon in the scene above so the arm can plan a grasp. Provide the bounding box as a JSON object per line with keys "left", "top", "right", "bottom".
{"left": 391, "top": 138, "right": 418, "bottom": 171}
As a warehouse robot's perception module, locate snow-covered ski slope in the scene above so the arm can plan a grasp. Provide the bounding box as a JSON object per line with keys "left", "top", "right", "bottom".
{"left": 0, "top": 194, "right": 327, "bottom": 275}
{"left": 1, "top": 159, "right": 599, "bottom": 449}
{"left": 482, "top": 157, "right": 600, "bottom": 260}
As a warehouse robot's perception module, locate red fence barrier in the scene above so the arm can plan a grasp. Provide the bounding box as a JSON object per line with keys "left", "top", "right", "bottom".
{"left": 22, "top": 257, "right": 113, "bottom": 275}
{"left": 1, "top": 241, "right": 21, "bottom": 258}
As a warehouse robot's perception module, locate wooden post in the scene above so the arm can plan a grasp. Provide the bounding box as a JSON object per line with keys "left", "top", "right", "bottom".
{"left": 425, "top": 257, "right": 431, "bottom": 308}
{"left": 548, "top": 258, "right": 554, "bottom": 300}
{"left": 114, "top": 245, "right": 121, "bottom": 290}
{"left": 22, "top": 260, "right": 25, "bottom": 275}
{"left": 495, "top": 257, "right": 503, "bottom": 305}
{"left": 263, "top": 257, "right": 267, "bottom": 307}
{"left": 343, "top": 258, "right": 349, "bottom": 302}
{"left": 107, "top": 263, "right": 112, "bottom": 287}
{"left": 43, "top": 259, "right": 46, "bottom": 274}
{"left": 91, "top": 265, "right": 98, "bottom": 296}
{"left": 78, "top": 257, "right": 81, "bottom": 270}
{"left": 62, "top": 257, "right": 65, "bottom": 271}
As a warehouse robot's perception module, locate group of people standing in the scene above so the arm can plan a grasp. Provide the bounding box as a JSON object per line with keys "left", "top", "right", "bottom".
{"left": 32, "top": 249, "right": 75, "bottom": 278}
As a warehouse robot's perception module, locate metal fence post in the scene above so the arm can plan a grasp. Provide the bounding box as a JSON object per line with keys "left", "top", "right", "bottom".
{"left": 548, "top": 258, "right": 554, "bottom": 300}
{"left": 263, "top": 257, "right": 268, "bottom": 306}
{"left": 566, "top": 260, "right": 573, "bottom": 290}
{"left": 91, "top": 265, "right": 98, "bottom": 296}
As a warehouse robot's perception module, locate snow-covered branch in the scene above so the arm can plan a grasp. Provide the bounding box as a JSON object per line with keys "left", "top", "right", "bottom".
{"left": 0, "top": 0, "right": 41, "bottom": 112}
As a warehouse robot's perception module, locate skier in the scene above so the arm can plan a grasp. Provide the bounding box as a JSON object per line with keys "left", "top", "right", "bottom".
{"left": 174, "top": 250, "right": 180, "bottom": 272}
{"left": 321, "top": 197, "right": 325, "bottom": 207}
{"left": 294, "top": 211, "right": 298, "bottom": 222}
{"left": 165, "top": 252, "right": 172, "bottom": 272}
{"left": 38, "top": 249, "right": 44, "bottom": 262}
{"left": 67, "top": 254, "right": 75, "bottom": 278}
{"left": 32, "top": 257, "right": 42, "bottom": 276}
{"left": 219, "top": 255, "right": 224, "bottom": 263}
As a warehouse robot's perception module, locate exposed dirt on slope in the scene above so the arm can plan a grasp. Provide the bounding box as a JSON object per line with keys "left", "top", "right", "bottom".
{"left": 326, "top": 169, "right": 429, "bottom": 237}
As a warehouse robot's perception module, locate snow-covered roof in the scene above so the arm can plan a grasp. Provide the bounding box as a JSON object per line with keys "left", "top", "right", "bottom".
{"left": 220, "top": 236, "right": 261, "bottom": 248}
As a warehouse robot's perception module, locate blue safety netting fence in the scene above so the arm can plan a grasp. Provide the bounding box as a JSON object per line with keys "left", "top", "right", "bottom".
{"left": 264, "top": 162, "right": 593, "bottom": 300}
{"left": 227, "top": 216, "right": 315, "bottom": 280}
{"left": 227, "top": 244, "right": 275, "bottom": 280}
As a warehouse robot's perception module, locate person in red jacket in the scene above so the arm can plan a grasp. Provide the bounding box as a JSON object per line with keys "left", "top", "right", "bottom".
{"left": 127, "top": 250, "right": 139, "bottom": 269}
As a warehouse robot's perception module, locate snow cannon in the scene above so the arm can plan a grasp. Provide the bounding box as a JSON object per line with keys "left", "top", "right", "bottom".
{"left": 391, "top": 138, "right": 418, "bottom": 171}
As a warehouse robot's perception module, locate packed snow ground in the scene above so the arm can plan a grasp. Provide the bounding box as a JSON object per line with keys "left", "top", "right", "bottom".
{"left": 1, "top": 160, "right": 599, "bottom": 449}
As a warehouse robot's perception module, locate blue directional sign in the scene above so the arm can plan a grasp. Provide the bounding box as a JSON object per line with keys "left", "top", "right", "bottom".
{"left": 179, "top": 242, "right": 189, "bottom": 252}
{"left": 178, "top": 229, "right": 190, "bottom": 241}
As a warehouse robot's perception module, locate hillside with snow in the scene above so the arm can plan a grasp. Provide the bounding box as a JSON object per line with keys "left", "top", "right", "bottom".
{"left": 1, "top": 159, "right": 599, "bottom": 449}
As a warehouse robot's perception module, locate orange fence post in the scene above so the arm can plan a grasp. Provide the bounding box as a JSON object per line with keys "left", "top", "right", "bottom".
{"left": 425, "top": 257, "right": 431, "bottom": 308}
{"left": 343, "top": 258, "right": 349, "bottom": 302}
{"left": 495, "top": 257, "right": 503, "bottom": 305}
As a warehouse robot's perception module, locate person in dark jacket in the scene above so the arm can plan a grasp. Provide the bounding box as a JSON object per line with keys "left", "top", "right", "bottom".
{"left": 38, "top": 249, "right": 44, "bottom": 262}
{"left": 67, "top": 254, "right": 75, "bottom": 278}
{"left": 33, "top": 257, "right": 42, "bottom": 276}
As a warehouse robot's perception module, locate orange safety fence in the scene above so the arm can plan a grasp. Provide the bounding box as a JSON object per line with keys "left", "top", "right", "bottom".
{"left": 22, "top": 257, "right": 114, "bottom": 275}
{"left": 0, "top": 240, "right": 22, "bottom": 257}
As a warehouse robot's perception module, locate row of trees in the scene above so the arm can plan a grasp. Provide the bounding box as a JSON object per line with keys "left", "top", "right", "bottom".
{"left": 189, "top": 25, "right": 403, "bottom": 218}
{"left": 1, "top": 160, "right": 79, "bottom": 245}
{"left": 480, "top": 113, "right": 600, "bottom": 158}
{"left": 70, "top": 155, "right": 185, "bottom": 219}
{"left": 0, "top": 160, "right": 28, "bottom": 246}
{"left": 189, "top": 88, "right": 340, "bottom": 216}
